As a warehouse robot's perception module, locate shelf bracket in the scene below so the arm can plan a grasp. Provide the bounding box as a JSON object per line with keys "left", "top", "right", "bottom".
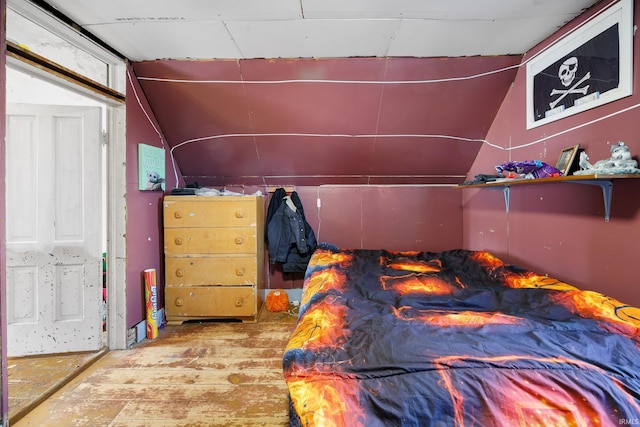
{"left": 460, "top": 174, "right": 639, "bottom": 222}
{"left": 567, "top": 180, "right": 613, "bottom": 222}
{"left": 503, "top": 186, "right": 510, "bottom": 214}
{"left": 482, "top": 186, "right": 511, "bottom": 215}
{"left": 492, "top": 180, "right": 612, "bottom": 221}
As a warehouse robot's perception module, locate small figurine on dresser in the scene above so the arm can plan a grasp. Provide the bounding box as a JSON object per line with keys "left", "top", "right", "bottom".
{"left": 574, "top": 141, "right": 640, "bottom": 175}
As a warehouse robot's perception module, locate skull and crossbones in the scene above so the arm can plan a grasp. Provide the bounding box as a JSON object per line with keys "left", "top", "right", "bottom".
{"left": 549, "top": 56, "right": 590, "bottom": 109}
{"left": 559, "top": 57, "right": 578, "bottom": 86}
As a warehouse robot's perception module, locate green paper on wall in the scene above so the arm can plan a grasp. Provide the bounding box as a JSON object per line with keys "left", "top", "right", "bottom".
{"left": 138, "top": 144, "right": 165, "bottom": 191}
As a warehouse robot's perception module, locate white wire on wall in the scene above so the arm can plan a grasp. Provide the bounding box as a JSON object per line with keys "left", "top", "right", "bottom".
{"left": 135, "top": 0, "right": 617, "bottom": 88}
{"left": 127, "top": 69, "right": 165, "bottom": 148}
{"left": 137, "top": 64, "right": 522, "bottom": 85}
{"left": 164, "top": 93, "right": 640, "bottom": 188}
{"left": 167, "top": 133, "right": 496, "bottom": 188}
{"left": 126, "top": 0, "right": 627, "bottom": 189}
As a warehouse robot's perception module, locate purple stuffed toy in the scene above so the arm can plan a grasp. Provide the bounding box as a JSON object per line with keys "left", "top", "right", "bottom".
{"left": 495, "top": 160, "right": 562, "bottom": 179}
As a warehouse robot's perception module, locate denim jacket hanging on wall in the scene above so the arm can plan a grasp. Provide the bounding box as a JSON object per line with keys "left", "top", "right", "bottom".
{"left": 266, "top": 188, "right": 317, "bottom": 273}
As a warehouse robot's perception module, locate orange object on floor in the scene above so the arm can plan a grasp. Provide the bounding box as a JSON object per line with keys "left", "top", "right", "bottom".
{"left": 265, "top": 290, "right": 289, "bottom": 312}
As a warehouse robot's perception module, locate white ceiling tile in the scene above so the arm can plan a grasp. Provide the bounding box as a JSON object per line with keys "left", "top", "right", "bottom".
{"left": 389, "top": 15, "right": 577, "bottom": 57}
{"left": 46, "top": 0, "right": 302, "bottom": 24}
{"left": 86, "top": 21, "right": 241, "bottom": 61}
{"left": 301, "top": 0, "right": 596, "bottom": 20}
{"left": 227, "top": 19, "right": 401, "bottom": 59}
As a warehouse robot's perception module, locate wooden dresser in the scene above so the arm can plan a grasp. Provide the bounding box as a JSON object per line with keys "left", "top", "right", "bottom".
{"left": 163, "top": 195, "right": 265, "bottom": 324}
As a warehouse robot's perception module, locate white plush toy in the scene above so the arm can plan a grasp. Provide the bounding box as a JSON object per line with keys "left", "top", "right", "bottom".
{"left": 574, "top": 141, "right": 640, "bottom": 175}
{"left": 146, "top": 171, "right": 165, "bottom": 190}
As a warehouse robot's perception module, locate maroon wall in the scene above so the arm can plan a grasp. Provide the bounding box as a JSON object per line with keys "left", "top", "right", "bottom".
{"left": 220, "top": 184, "right": 463, "bottom": 290}
{"left": 125, "top": 66, "right": 183, "bottom": 328}
{"left": 264, "top": 185, "right": 463, "bottom": 290}
{"left": 464, "top": 0, "right": 640, "bottom": 307}
{"left": 132, "top": 55, "right": 519, "bottom": 188}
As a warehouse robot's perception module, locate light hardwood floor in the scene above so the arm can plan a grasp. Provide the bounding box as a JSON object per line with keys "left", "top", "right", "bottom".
{"left": 8, "top": 348, "right": 107, "bottom": 424}
{"left": 13, "top": 308, "right": 298, "bottom": 427}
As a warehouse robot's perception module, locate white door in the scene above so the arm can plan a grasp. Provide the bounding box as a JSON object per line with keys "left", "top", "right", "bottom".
{"left": 6, "top": 104, "right": 103, "bottom": 357}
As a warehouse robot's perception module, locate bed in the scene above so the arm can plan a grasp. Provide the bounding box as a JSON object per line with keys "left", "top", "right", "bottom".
{"left": 282, "top": 244, "right": 640, "bottom": 426}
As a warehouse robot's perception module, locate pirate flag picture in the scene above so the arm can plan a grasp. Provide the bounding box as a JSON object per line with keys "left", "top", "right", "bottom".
{"left": 532, "top": 24, "right": 620, "bottom": 122}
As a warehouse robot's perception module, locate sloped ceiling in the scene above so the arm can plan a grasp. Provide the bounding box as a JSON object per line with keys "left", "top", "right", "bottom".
{"left": 29, "top": 0, "right": 599, "bottom": 187}
{"left": 132, "top": 56, "right": 521, "bottom": 187}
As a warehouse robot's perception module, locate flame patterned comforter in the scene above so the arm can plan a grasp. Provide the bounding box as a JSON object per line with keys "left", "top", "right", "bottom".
{"left": 283, "top": 245, "right": 640, "bottom": 426}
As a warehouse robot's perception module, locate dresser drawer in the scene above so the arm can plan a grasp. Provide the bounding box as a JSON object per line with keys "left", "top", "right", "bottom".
{"left": 165, "top": 286, "right": 257, "bottom": 318}
{"left": 165, "top": 256, "right": 258, "bottom": 286}
{"left": 164, "top": 197, "right": 259, "bottom": 228}
{"left": 165, "top": 227, "right": 256, "bottom": 255}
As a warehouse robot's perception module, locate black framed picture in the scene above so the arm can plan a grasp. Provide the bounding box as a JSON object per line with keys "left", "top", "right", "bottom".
{"left": 526, "top": 0, "right": 633, "bottom": 129}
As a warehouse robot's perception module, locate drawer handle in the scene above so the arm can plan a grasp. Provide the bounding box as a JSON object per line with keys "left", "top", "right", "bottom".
{"left": 235, "top": 237, "right": 244, "bottom": 245}
{"left": 175, "top": 298, "right": 183, "bottom": 307}
{"left": 235, "top": 210, "right": 244, "bottom": 218}
{"left": 175, "top": 237, "right": 183, "bottom": 245}
{"left": 175, "top": 269, "right": 183, "bottom": 277}
{"left": 235, "top": 297, "right": 244, "bottom": 307}
{"left": 235, "top": 268, "right": 245, "bottom": 276}
{"left": 174, "top": 211, "right": 182, "bottom": 219}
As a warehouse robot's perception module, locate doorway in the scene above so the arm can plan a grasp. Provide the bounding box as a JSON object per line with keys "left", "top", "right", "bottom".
{"left": 5, "top": 67, "right": 108, "bottom": 421}
{"left": 3, "top": 3, "right": 130, "bottom": 423}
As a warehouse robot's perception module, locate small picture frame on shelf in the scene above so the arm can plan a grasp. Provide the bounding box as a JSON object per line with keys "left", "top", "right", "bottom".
{"left": 555, "top": 144, "right": 580, "bottom": 175}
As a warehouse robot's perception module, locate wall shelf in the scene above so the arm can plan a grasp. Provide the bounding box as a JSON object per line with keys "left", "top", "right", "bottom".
{"left": 458, "top": 174, "right": 640, "bottom": 222}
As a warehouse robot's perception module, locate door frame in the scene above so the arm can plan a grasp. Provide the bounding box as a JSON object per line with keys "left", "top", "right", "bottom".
{"left": 4, "top": 59, "right": 129, "bottom": 352}
{"left": 105, "top": 105, "right": 128, "bottom": 350}
{"left": 3, "top": 4, "right": 129, "bottom": 351}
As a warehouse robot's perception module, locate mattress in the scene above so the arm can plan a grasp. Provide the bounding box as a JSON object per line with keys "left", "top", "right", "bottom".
{"left": 283, "top": 245, "right": 640, "bottom": 426}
